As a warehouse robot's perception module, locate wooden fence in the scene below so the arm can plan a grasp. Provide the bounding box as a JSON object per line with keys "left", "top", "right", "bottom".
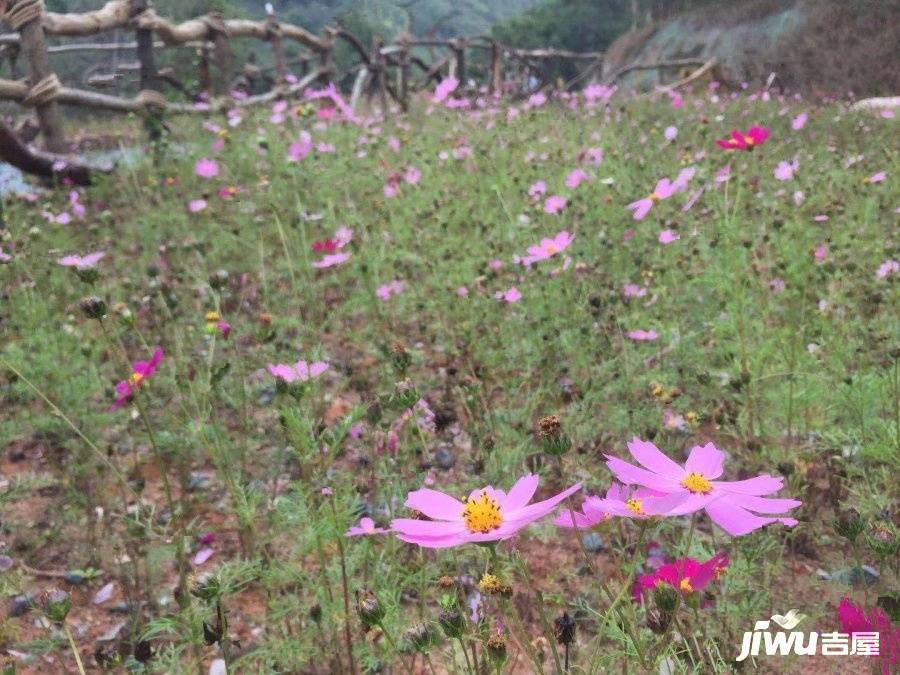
{"left": 0, "top": 0, "right": 606, "bottom": 160}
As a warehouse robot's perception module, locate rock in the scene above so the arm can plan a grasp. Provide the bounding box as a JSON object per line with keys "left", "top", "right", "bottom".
{"left": 187, "top": 472, "right": 213, "bottom": 492}
{"left": 433, "top": 445, "right": 456, "bottom": 470}
{"left": 258, "top": 386, "right": 276, "bottom": 406}
{"left": 96, "top": 621, "right": 126, "bottom": 643}
{"left": 817, "top": 565, "right": 879, "bottom": 586}
{"left": 581, "top": 533, "right": 605, "bottom": 552}
{"left": 64, "top": 570, "right": 88, "bottom": 585}
{"left": 9, "top": 593, "right": 34, "bottom": 617}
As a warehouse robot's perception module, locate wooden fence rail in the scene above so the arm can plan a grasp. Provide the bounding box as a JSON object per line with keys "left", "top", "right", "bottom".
{"left": 0, "top": 0, "right": 620, "bottom": 178}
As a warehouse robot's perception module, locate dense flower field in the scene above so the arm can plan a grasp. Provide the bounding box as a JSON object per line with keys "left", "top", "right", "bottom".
{"left": 0, "top": 79, "right": 897, "bottom": 673}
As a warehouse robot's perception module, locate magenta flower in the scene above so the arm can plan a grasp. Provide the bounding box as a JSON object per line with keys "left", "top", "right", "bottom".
{"left": 634, "top": 552, "right": 729, "bottom": 600}
{"left": 521, "top": 230, "right": 575, "bottom": 266}
{"left": 58, "top": 251, "right": 105, "bottom": 269}
{"left": 876, "top": 259, "right": 898, "bottom": 279}
{"left": 605, "top": 439, "right": 801, "bottom": 536}
{"left": 626, "top": 329, "right": 658, "bottom": 341}
{"left": 544, "top": 195, "right": 567, "bottom": 214}
{"left": 495, "top": 287, "right": 521, "bottom": 303}
{"left": 555, "top": 483, "right": 686, "bottom": 528}
{"left": 565, "top": 169, "right": 588, "bottom": 189}
{"left": 111, "top": 347, "right": 164, "bottom": 410}
{"left": 837, "top": 598, "right": 899, "bottom": 673}
{"left": 267, "top": 359, "right": 329, "bottom": 383}
{"left": 716, "top": 126, "right": 770, "bottom": 151}
{"left": 194, "top": 158, "right": 220, "bottom": 179}
{"left": 390, "top": 474, "right": 581, "bottom": 548}
{"left": 346, "top": 517, "right": 389, "bottom": 538}
{"left": 288, "top": 132, "right": 313, "bottom": 162}
{"left": 313, "top": 252, "right": 351, "bottom": 268}
{"left": 658, "top": 229, "right": 680, "bottom": 244}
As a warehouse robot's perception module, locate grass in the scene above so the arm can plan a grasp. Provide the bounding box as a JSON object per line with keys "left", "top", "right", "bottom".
{"left": 0, "top": 89, "right": 897, "bottom": 673}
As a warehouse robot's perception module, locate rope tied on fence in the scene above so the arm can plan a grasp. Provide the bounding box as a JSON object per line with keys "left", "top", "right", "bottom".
{"left": 4, "top": 0, "right": 44, "bottom": 32}
{"left": 22, "top": 72, "right": 58, "bottom": 107}
{"left": 136, "top": 88, "right": 166, "bottom": 110}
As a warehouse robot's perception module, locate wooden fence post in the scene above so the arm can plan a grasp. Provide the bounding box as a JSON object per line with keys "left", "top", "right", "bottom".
{"left": 205, "top": 11, "right": 232, "bottom": 95}
{"left": 264, "top": 4, "right": 287, "bottom": 86}
{"left": 129, "top": 0, "right": 165, "bottom": 140}
{"left": 4, "top": 0, "right": 67, "bottom": 153}
{"left": 398, "top": 38, "right": 410, "bottom": 112}
{"left": 197, "top": 43, "right": 211, "bottom": 97}
{"left": 490, "top": 40, "right": 503, "bottom": 95}
{"left": 452, "top": 38, "right": 466, "bottom": 85}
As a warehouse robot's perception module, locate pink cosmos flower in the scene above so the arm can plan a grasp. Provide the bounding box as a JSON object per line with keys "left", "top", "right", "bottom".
{"left": 188, "top": 199, "right": 207, "bottom": 213}
{"left": 456, "top": 286, "right": 469, "bottom": 297}
{"left": 313, "top": 252, "right": 351, "bottom": 268}
{"left": 544, "top": 195, "right": 567, "bottom": 214}
{"left": 584, "top": 147, "right": 603, "bottom": 166}
{"left": 605, "top": 439, "right": 802, "bottom": 536}
{"left": 55, "top": 212, "right": 72, "bottom": 225}
{"left": 0, "top": 247, "right": 10, "bottom": 263}
{"left": 626, "top": 330, "right": 658, "bottom": 341}
{"left": 814, "top": 245, "right": 828, "bottom": 262}
{"left": 663, "top": 126, "right": 678, "bottom": 141}
{"left": 489, "top": 259, "right": 503, "bottom": 271}
{"left": 658, "top": 229, "right": 680, "bottom": 244}
{"left": 774, "top": 159, "right": 799, "bottom": 181}
{"left": 716, "top": 126, "right": 770, "bottom": 151}
{"left": 434, "top": 76, "right": 459, "bottom": 103}
{"left": 528, "top": 180, "right": 547, "bottom": 199}
{"left": 866, "top": 171, "right": 886, "bottom": 184}
{"left": 404, "top": 166, "right": 421, "bottom": 185}
{"left": 496, "top": 287, "right": 521, "bottom": 303}
{"left": 715, "top": 165, "right": 732, "bottom": 184}
{"left": 623, "top": 283, "right": 647, "bottom": 298}
{"left": 58, "top": 251, "right": 105, "bottom": 269}
{"left": 791, "top": 112, "right": 807, "bottom": 130}
{"left": 195, "top": 158, "right": 220, "bottom": 179}
{"left": 267, "top": 359, "right": 329, "bottom": 383}
{"left": 634, "top": 552, "right": 729, "bottom": 600}
{"left": 876, "top": 259, "right": 899, "bottom": 279}
{"left": 521, "top": 230, "right": 575, "bottom": 266}
{"left": 565, "top": 169, "right": 588, "bottom": 189}
{"left": 627, "top": 177, "right": 679, "bottom": 220}
{"left": 837, "top": 598, "right": 899, "bottom": 673}
{"left": 346, "top": 517, "right": 389, "bottom": 538}
{"left": 664, "top": 408, "right": 687, "bottom": 431}
{"left": 390, "top": 474, "right": 581, "bottom": 548}
{"left": 111, "top": 347, "right": 164, "bottom": 410}
{"left": 376, "top": 279, "right": 405, "bottom": 300}
{"left": 555, "top": 483, "right": 687, "bottom": 528}
{"left": 288, "top": 132, "right": 313, "bottom": 162}
{"left": 769, "top": 278, "right": 786, "bottom": 293}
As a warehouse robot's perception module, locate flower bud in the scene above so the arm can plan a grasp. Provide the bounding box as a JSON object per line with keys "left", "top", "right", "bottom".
{"left": 309, "top": 603, "right": 322, "bottom": 623}
{"left": 646, "top": 608, "right": 673, "bottom": 634}
{"left": 537, "top": 415, "right": 571, "bottom": 456}
{"left": 653, "top": 583, "right": 679, "bottom": 613}
{"left": 438, "top": 607, "right": 464, "bottom": 639}
{"left": 42, "top": 589, "right": 71, "bottom": 624}
{"left": 390, "top": 341, "right": 412, "bottom": 376}
{"left": 403, "top": 621, "right": 437, "bottom": 652}
{"left": 486, "top": 633, "right": 508, "bottom": 669}
{"left": 79, "top": 296, "right": 107, "bottom": 320}
{"left": 554, "top": 612, "right": 576, "bottom": 645}
{"left": 478, "top": 573, "right": 512, "bottom": 597}
{"left": 437, "top": 575, "right": 456, "bottom": 590}
{"left": 356, "top": 589, "right": 384, "bottom": 629}
{"left": 866, "top": 522, "right": 899, "bottom": 558}
{"left": 834, "top": 508, "right": 865, "bottom": 543}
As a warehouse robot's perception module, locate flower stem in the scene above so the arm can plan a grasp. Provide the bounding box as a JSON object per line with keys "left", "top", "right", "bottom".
{"left": 62, "top": 623, "right": 87, "bottom": 675}
{"left": 327, "top": 498, "right": 358, "bottom": 675}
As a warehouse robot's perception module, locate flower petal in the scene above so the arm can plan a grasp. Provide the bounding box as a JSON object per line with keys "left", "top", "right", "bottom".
{"left": 684, "top": 442, "right": 725, "bottom": 479}
{"left": 705, "top": 499, "right": 797, "bottom": 536}
{"left": 627, "top": 437, "right": 685, "bottom": 478}
{"left": 404, "top": 489, "right": 465, "bottom": 521}
{"left": 714, "top": 475, "right": 784, "bottom": 495}
{"left": 501, "top": 474, "right": 540, "bottom": 511}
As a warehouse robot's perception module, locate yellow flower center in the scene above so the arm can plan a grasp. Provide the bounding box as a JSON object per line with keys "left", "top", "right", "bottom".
{"left": 544, "top": 243, "right": 558, "bottom": 254}
{"left": 681, "top": 472, "right": 713, "bottom": 494}
{"left": 128, "top": 372, "right": 144, "bottom": 387}
{"left": 205, "top": 310, "right": 221, "bottom": 323}
{"left": 679, "top": 578, "right": 694, "bottom": 593}
{"left": 744, "top": 135, "right": 755, "bottom": 145}
{"left": 462, "top": 492, "right": 503, "bottom": 534}
{"left": 650, "top": 192, "right": 661, "bottom": 202}
{"left": 626, "top": 498, "right": 644, "bottom": 516}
